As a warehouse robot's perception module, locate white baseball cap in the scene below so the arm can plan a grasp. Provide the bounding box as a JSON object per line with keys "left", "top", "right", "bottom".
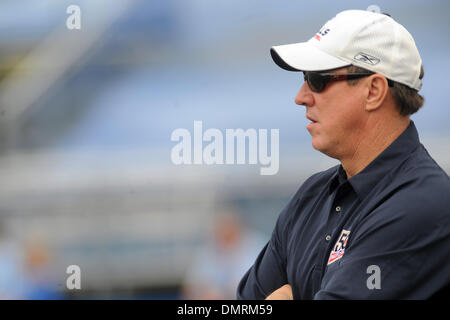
{"left": 270, "top": 10, "right": 423, "bottom": 91}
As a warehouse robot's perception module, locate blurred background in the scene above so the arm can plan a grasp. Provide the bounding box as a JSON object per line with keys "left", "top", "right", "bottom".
{"left": 0, "top": 0, "right": 448, "bottom": 299}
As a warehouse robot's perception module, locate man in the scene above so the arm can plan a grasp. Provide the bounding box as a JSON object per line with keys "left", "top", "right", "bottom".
{"left": 237, "top": 9, "right": 450, "bottom": 299}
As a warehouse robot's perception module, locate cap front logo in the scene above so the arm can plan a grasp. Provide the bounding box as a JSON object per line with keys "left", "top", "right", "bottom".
{"left": 354, "top": 52, "right": 380, "bottom": 65}
{"left": 314, "top": 28, "right": 330, "bottom": 41}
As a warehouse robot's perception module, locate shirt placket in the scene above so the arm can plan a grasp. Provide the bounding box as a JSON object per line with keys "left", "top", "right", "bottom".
{"left": 317, "top": 183, "right": 350, "bottom": 270}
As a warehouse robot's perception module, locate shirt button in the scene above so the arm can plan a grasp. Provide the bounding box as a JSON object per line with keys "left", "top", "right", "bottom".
{"left": 325, "top": 235, "right": 331, "bottom": 241}
{"left": 335, "top": 206, "right": 341, "bottom": 212}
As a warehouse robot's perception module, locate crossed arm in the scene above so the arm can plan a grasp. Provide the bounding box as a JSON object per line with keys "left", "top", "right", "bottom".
{"left": 265, "top": 284, "right": 293, "bottom": 300}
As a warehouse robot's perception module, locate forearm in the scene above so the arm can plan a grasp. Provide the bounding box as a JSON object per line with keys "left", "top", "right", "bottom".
{"left": 265, "top": 284, "right": 293, "bottom": 300}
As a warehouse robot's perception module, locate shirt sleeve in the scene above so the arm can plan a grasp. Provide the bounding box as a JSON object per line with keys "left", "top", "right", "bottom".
{"left": 236, "top": 205, "right": 291, "bottom": 300}
{"left": 314, "top": 191, "right": 450, "bottom": 299}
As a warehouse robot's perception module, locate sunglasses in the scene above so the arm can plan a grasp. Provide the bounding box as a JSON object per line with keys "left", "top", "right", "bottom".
{"left": 303, "top": 71, "right": 375, "bottom": 93}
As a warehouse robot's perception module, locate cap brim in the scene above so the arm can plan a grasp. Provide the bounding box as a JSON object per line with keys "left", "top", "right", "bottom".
{"left": 270, "top": 42, "right": 350, "bottom": 72}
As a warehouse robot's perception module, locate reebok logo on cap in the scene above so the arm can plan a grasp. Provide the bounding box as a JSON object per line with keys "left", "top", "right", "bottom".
{"left": 354, "top": 52, "right": 381, "bottom": 65}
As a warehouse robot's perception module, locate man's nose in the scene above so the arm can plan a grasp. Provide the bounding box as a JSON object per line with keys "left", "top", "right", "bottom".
{"left": 294, "top": 81, "right": 314, "bottom": 107}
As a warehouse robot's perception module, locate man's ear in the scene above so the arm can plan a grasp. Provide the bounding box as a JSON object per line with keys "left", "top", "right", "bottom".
{"left": 365, "top": 74, "right": 389, "bottom": 112}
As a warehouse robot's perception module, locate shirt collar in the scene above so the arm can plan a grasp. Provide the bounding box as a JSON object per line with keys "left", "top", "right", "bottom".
{"left": 328, "top": 165, "right": 347, "bottom": 193}
{"left": 328, "top": 120, "right": 421, "bottom": 199}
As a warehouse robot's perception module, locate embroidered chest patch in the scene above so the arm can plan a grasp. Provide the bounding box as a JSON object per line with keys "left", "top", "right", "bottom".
{"left": 328, "top": 229, "right": 351, "bottom": 265}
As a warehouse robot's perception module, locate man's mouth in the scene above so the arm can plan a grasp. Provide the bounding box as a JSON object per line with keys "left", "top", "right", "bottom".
{"left": 306, "top": 115, "right": 318, "bottom": 123}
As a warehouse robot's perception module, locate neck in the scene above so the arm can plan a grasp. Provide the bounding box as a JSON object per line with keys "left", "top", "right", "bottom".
{"left": 340, "top": 117, "right": 410, "bottom": 179}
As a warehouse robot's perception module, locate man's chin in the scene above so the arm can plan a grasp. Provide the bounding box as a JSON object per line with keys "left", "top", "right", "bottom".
{"left": 311, "top": 137, "right": 324, "bottom": 152}
{"left": 311, "top": 139, "right": 340, "bottom": 159}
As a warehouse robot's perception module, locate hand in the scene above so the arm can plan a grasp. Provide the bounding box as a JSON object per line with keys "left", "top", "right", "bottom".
{"left": 265, "top": 284, "right": 293, "bottom": 300}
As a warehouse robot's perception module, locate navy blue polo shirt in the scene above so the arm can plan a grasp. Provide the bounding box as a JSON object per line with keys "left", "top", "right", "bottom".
{"left": 237, "top": 121, "right": 450, "bottom": 299}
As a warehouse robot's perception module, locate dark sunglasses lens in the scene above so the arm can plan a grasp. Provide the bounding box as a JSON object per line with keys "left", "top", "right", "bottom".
{"left": 307, "top": 73, "right": 327, "bottom": 92}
